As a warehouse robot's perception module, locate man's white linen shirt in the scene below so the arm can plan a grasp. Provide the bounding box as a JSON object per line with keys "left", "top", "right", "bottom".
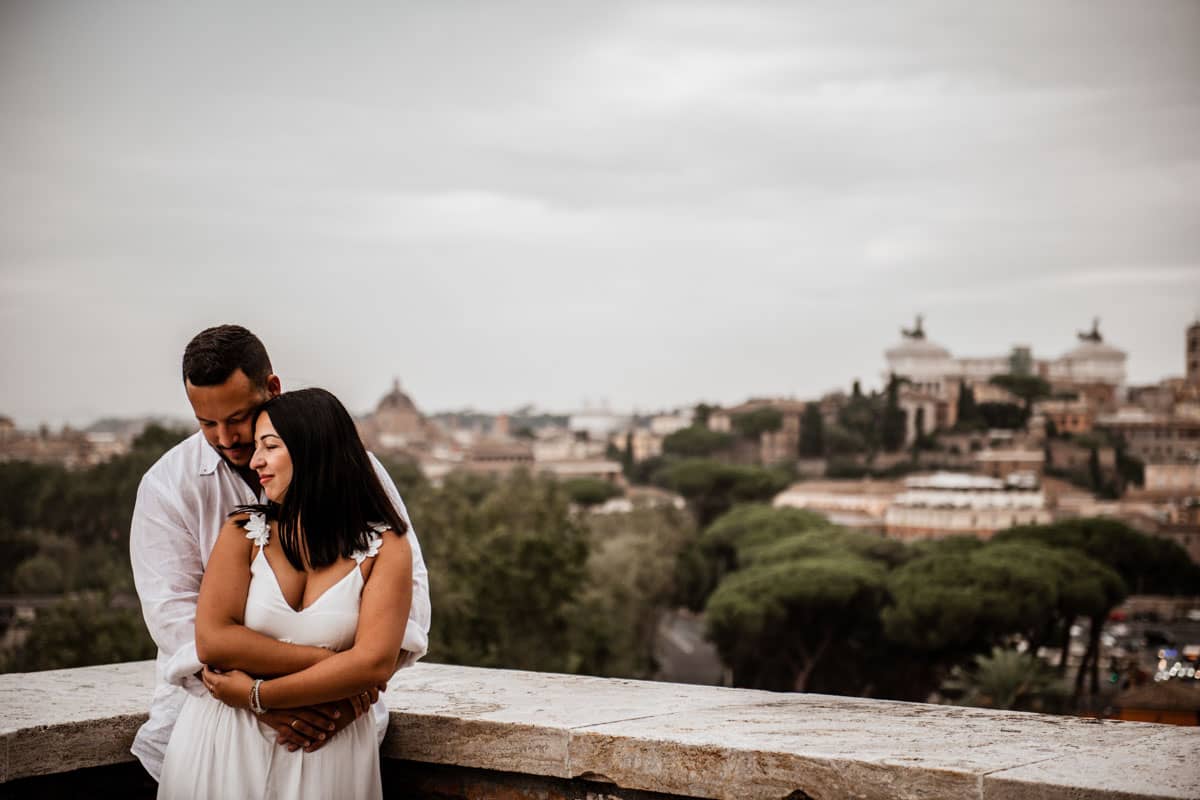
{"left": 129, "top": 431, "right": 431, "bottom": 781}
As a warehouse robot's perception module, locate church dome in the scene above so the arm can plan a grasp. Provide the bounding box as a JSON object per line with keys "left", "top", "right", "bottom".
{"left": 377, "top": 379, "right": 418, "bottom": 413}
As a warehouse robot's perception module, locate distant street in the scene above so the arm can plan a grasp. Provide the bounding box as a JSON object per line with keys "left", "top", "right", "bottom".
{"left": 653, "top": 609, "right": 725, "bottom": 687}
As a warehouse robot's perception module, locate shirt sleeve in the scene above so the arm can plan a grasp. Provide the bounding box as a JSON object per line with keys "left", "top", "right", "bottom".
{"left": 129, "top": 471, "right": 205, "bottom": 689}
{"left": 369, "top": 453, "right": 431, "bottom": 669}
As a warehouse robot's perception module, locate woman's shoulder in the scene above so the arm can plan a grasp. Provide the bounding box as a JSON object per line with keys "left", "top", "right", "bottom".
{"left": 362, "top": 527, "right": 411, "bottom": 569}
{"left": 223, "top": 509, "right": 271, "bottom": 547}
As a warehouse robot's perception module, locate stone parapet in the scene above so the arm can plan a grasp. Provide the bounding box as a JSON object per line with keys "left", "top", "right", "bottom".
{"left": 2, "top": 661, "right": 1198, "bottom": 799}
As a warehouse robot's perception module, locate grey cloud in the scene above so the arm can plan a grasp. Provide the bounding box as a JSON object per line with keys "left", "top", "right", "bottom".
{"left": 1, "top": 0, "right": 1198, "bottom": 425}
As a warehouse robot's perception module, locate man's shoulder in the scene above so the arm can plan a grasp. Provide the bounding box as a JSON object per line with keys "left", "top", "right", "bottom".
{"left": 140, "top": 431, "right": 208, "bottom": 491}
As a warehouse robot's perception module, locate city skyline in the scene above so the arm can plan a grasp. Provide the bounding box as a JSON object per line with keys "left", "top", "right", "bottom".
{"left": 1, "top": 313, "right": 1193, "bottom": 430}
{"left": 3, "top": 1, "right": 1198, "bottom": 427}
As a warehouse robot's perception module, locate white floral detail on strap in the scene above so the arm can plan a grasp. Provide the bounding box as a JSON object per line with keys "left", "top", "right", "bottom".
{"left": 243, "top": 512, "right": 270, "bottom": 548}
{"left": 352, "top": 523, "right": 388, "bottom": 564}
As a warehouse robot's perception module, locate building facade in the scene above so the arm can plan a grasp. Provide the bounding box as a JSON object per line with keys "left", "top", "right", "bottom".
{"left": 883, "top": 472, "right": 1053, "bottom": 540}
{"left": 1188, "top": 321, "right": 1200, "bottom": 387}
{"left": 1095, "top": 408, "right": 1200, "bottom": 464}
{"left": 883, "top": 317, "right": 1128, "bottom": 427}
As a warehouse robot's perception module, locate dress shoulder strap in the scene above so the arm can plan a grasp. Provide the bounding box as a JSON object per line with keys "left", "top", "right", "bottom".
{"left": 243, "top": 511, "right": 270, "bottom": 549}
{"left": 352, "top": 522, "right": 389, "bottom": 564}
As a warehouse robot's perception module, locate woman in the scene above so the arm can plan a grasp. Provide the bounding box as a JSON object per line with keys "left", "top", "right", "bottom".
{"left": 158, "top": 388, "right": 414, "bottom": 800}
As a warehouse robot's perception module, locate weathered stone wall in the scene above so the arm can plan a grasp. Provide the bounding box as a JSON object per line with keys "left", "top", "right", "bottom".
{"left": 2, "top": 661, "right": 1198, "bottom": 799}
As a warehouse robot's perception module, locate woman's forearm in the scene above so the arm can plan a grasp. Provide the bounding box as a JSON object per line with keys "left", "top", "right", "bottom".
{"left": 257, "top": 647, "right": 392, "bottom": 709}
{"left": 197, "top": 622, "right": 333, "bottom": 677}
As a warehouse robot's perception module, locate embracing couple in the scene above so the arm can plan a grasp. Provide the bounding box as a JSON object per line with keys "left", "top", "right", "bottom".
{"left": 130, "top": 325, "right": 432, "bottom": 799}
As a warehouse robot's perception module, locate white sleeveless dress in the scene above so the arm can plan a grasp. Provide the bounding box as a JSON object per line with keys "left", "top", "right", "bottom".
{"left": 158, "top": 513, "right": 387, "bottom": 800}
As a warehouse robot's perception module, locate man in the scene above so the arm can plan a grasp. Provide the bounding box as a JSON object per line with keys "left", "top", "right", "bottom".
{"left": 129, "top": 324, "right": 431, "bottom": 782}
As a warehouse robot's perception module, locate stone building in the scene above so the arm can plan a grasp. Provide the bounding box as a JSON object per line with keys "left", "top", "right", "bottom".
{"left": 883, "top": 472, "right": 1052, "bottom": 541}
{"left": 1035, "top": 398, "right": 1095, "bottom": 435}
{"left": 0, "top": 419, "right": 128, "bottom": 468}
{"left": 773, "top": 479, "right": 900, "bottom": 531}
{"left": 357, "top": 379, "right": 439, "bottom": 455}
{"left": 1095, "top": 408, "right": 1200, "bottom": 464}
{"left": 708, "top": 398, "right": 807, "bottom": 465}
{"left": 1188, "top": 320, "right": 1200, "bottom": 387}
{"left": 461, "top": 439, "right": 535, "bottom": 475}
{"left": 882, "top": 316, "right": 1129, "bottom": 435}
{"left": 1042, "top": 319, "right": 1127, "bottom": 403}
{"left": 1144, "top": 463, "right": 1200, "bottom": 494}
{"left": 884, "top": 317, "right": 958, "bottom": 398}
{"left": 974, "top": 448, "right": 1045, "bottom": 480}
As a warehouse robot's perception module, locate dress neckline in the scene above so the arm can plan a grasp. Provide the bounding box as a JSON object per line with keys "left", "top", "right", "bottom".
{"left": 253, "top": 548, "right": 363, "bottom": 614}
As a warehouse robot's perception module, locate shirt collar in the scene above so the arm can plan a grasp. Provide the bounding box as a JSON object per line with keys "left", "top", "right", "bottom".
{"left": 198, "top": 436, "right": 223, "bottom": 476}
{"left": 198, "top": 436, "right": 266, "bottom": 501}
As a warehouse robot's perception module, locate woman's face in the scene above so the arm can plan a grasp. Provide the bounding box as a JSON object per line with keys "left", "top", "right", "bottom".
{"left": 249, "top": 412, "right": 293, "bottom": 503}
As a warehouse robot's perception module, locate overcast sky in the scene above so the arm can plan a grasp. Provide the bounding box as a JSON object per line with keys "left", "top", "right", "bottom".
{"left": 2, "top": 1, "right": 1198, "bottom": 428}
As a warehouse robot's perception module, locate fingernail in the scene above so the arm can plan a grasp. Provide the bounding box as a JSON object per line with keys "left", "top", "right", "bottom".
{"left": 333, "top": 711, "right": 341, "bottom": 718}
{"left": 287, "top": 745, "right": 297, "bottom": 752}
{"left": 327, "top": 724, "right": 335, "bottom": 730}
{"left": 319, "top": 733, "right": 326, "bottom": 740}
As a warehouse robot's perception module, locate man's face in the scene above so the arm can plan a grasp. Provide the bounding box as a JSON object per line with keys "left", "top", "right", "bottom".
{"left": 185, "top": 369, "right": 279, "bottom": 469}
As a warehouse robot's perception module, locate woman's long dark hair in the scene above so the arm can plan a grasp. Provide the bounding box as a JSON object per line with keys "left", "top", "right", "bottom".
{"left": 235, "top": 387, "right": 408, "bottom": 571}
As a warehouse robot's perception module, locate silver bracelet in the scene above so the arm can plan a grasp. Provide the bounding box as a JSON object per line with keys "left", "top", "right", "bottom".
{"left": 250, "top": 679, "right": 267, "bottom": 715}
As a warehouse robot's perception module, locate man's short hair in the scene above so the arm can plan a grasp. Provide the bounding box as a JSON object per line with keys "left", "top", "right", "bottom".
{"left": 182, "top": 325, "right": 273, "bottom": 387}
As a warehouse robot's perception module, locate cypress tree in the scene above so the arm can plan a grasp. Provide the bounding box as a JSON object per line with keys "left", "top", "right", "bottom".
{"left": 799, "top": 402, "right": 825, "bottom": 457}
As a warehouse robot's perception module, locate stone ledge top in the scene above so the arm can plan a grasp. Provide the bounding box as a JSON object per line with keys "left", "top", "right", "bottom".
{"left": 1, "top": 661, "right": 1198, "bottom": 800}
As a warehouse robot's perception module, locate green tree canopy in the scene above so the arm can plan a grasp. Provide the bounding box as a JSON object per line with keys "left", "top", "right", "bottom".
{"left": 955, "top": 380, "right": 980, "bottom": 430}
{"left": 653, "top": 459, "right": 792, "bottom": 527}
{"left": 410, "top": 469, "right": 589, "bottom": 673}
{"left": 990, "top": 517, "right": 1199, "bottom": 695}
{"left": 799, "top": 402, "right": 824, "bottom": 458}
{"left": 562, "top": 477, "right": 623, "bottom": 507}
{"left": 838, "top": 390, "right": 879, "bottom": 452}
{"left": 823, "top": 423, "right": 868, "bottom": 456}
{"left": 697, "top": 504, "right": 831, "bottom": 577}
{"left": 131, "top": 423, "right": 191, "bottom": 453}
{"left": 661, "top": 426, "right": 734, "bottom": 458}
{"left": 988, "top": 374, "right": 1051, "bottom": 409}
{"left": 688, "top": 505, "right": 912, "bottom": 694}
{"left": 731, "top": 407, "right": 783, "bottom": 439}
{"left": 976, "top": 402, "right": 1028, "bottom": 430}
{"left": 882, "top": 538, "right": 1064, "bottom": 658}
{"left": 377, "top": 456, "right": 430, "bottom": 497}
{"left": 568, "top": 505, "right": 696, "bottom": 678}
{"left": 745, "top": 526, "right": 911, "bottom": 570}
{"left": 3, "top": 593, "right": 156, "bottom": 672}
{"left": 881, "top": 376, "right": 906, "bottom": 452}
{"left": 992, "top": 518, "right": 1199, "bottom": 595}
{"left": 706, "top": 552, "right": 888, "bottom": 691}
{"left": 12, "top": 554, "right": 65, "bottom": 594}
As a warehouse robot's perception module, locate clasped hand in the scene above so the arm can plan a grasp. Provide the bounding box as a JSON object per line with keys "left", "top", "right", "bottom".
{"left": 201, "top": 666, "right": 385, "bottom": 752}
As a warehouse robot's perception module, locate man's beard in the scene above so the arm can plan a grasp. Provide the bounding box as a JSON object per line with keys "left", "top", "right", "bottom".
{"left": 216, "top": 443, "right": 253, "bottom": 467}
